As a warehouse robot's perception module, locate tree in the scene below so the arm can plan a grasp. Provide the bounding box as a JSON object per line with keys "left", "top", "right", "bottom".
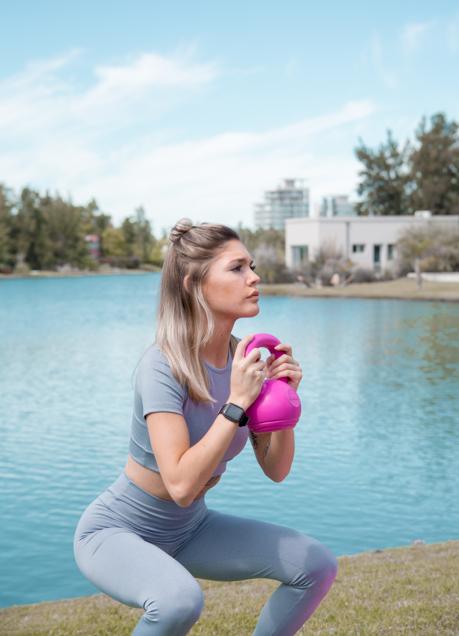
{"left": 101, "top": 226, "right": 127, "bottom": 258}
{"left": 395, "top": 224, "right": 459, "bottom": 288}
{"left": 408, "top": 112, "right": 459, "bottom": 214}
{"left": 235, "top": 225, "right": 292, "bottom": 283}
{"left": 0, "top": 184, "right": 14, "bottom": 268}
{"left": 41, "top": 195, "right": 90, "bottom": 267}
{"left": 133, "top": 206, "right": 155, "bottom": 262}
{"left": 355, "top": 130, "right": 411, "bottom": 216}
{"left": 13, "top": 188, "right": 54, "bottom": 269}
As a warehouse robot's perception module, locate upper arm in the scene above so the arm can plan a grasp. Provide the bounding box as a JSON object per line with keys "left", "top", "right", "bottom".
{"left": 135, "top": 346, "right": 189, "bottom": 504}
{"left": 136, "top": 347, "right": 187, "bottom": 420}
{"left": 146, "top": 412, "right": 190, "bottom": 504}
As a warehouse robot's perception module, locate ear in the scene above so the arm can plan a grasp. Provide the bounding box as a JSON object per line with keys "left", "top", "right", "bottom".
{"left": 183, "top": 274, "right": 190, "bottom": 293}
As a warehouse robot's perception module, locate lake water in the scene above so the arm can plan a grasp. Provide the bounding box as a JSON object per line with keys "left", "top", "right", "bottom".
{"left": 0, "top": 274, "right": 458, "bottom": 608}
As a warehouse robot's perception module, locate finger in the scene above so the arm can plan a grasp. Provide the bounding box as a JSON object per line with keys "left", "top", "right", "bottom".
{"left": 269, "top": 369, "right": 301, "bottom": 382}
{"left": 235, "top": 334, "right": 255, "bottom": 360}
{"left": 267, "top": 354, "right": 291, "bottom": 372}
{"left": 243, "top": 347, "right": 262, "bottom": 365}
{"left": 267, "top": 363, "right": 299, "bottom": 378}
{"left": 274, "top": 343, "right": 293, "bottom": 355}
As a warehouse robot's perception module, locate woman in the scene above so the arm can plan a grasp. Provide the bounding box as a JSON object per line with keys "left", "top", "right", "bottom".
{"left": 73, "top": 218, "right": 338, "bottom": 635}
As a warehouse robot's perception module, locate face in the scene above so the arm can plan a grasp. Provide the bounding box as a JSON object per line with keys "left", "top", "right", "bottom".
{"left": 201, "top": 239, "right": 261, "bottom": 320}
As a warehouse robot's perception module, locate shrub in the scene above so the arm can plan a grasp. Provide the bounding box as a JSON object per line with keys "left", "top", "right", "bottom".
{"left": 395, "top": 225, "right": 459, "bottom": 275}
{"left": 348, "top": 267, "right": 376, "bottom": 283}
{"left": 253, "top": 243, "right": 296, "bottom": 283}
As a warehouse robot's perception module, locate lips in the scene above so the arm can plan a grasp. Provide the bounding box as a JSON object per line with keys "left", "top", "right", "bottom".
{"left": 248, "top": 291, "right": 259, "bottom": 298}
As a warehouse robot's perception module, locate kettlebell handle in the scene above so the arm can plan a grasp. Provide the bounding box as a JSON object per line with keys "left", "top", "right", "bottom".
{"left": 244, "top": 333, "right": 289, "bottom": 384}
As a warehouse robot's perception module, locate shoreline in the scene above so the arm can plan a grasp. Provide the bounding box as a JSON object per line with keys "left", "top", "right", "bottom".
{"left": 0, "top": 267, "right": 159, "bottom": 280}
{"left": 2, "top": 269, "right": 459, "bottom": 302}
{"left": 259, "top": 279, "right": 459, "bottom": 303}
{"left": 1, "top": 539, "right": 457, "bottom": 634}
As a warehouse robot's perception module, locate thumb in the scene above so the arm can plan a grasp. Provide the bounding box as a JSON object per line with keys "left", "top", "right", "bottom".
{"left": 234, "top": 334, "right": 255, "bottom": 360}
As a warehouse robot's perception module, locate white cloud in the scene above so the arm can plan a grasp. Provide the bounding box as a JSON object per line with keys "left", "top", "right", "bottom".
{"left": 78, "top": 52, "right": 218, "bottom": 115}
{"left": 0, "top": 51, "right": 376, "bottom": 231}
{"left": 0, "top": 48, "right": 219, "bottom": 136}
{"left": 401, "top": 21, "right": 434, "bottom": 54}
{"left": 369, "top": 33, "right": 398, "bottom": 89}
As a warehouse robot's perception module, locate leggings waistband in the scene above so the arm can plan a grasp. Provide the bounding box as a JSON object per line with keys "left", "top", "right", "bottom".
{"left": 103, "top": 471, "right": 207, "bottom": 516}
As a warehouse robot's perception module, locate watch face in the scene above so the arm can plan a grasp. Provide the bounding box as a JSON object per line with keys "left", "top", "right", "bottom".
{"left": 226, "top": 404, "right": 243, "bottom": 420}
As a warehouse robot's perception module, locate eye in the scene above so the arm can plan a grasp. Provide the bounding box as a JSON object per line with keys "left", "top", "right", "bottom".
{"left": 232, "top": 264, "right": 257, "bottom": 272}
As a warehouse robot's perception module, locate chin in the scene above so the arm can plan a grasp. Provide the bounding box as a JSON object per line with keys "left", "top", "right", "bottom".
{"left": 242, "top": 304, "right": 260, "bottom": 318}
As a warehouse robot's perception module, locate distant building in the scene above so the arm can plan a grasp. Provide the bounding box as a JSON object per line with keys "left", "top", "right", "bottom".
{"left": 84, "top": 234, "right": 100, "bottom": 260}
{"left": 254, "top": 178, "right": 310, "bottom": 230}
{"left": 320, "top": 195, "right": 357, "bottom": 217}
{"left": 285, "top": 213, "right": 459, "bottom": 272}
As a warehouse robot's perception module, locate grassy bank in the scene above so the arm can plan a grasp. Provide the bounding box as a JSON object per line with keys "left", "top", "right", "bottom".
{"left": 259, "top": 279, "right": 459, "bottom": 302}
{"left": 1, "top": 540, "right": 458, "bottom": 635}
{"left": 3, "top": 271, "right": 458, "bottom": 303}
{"left": 0, "top": 267, "right": 159, "bottom": 280}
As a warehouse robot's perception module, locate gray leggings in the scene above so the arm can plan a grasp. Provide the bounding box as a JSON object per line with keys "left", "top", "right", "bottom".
{"left": 73, "top": 472, "right": 338, "bottom": 635}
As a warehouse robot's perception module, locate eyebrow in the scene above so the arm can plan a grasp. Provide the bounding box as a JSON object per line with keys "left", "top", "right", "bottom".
{"left": 228, "top": 257, "right": 255, "bottom": 265}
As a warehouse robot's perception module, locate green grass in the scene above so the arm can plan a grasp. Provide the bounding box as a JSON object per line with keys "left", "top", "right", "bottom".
{"left": 259, "top": 279, "right": 459, "bottom": 302}
{"left": 1, "top": 541, "right": 458, "bottom": 635}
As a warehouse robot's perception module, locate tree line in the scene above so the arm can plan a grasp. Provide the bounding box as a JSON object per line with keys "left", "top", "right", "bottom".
{"left": 0, "top": 185, "right": 163, "bottom": 272}
{"left": 355, "top": 112, "right": 459, "bottom": 216}
{"left": 1, "top": 110, "right": 458, "bottom": 274}
{"left": 0, "top": 185, "right": 289, "bottom": 275}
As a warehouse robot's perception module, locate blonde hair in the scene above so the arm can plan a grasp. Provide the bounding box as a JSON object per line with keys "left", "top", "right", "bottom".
{"left": 155, "top": 217, "right": 241, "bottom": 404}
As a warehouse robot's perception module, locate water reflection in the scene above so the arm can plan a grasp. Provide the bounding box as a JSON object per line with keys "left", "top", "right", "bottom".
{"left": 0, "top": 279, "right": 458, "bottom": 607}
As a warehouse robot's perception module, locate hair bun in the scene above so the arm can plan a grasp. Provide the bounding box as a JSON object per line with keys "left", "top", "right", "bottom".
{"left": 169, "top": 218, "right": 195, "bottom": 244}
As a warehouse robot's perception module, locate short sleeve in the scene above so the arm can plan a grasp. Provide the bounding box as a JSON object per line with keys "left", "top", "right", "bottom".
{"left": 136, "top": 345, "right": 187, "bottom": 419}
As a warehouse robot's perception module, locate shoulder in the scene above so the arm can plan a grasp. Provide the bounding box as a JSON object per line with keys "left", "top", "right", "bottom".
{"left": 138, "top": 343, "right": 170, "bottom": 371}
{"left": 136, "top": 344, "right": 177, "bottom": 382}
{"left": 136, "top": 344, "right": 187, "bottom": 395}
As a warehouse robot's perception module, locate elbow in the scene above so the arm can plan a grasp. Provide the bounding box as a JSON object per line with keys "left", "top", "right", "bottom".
{"left": 171, "top": 484, "right": 194, "bottom": 508}
{"left": 267, "top": 468, "right": 289, "bottom": 483}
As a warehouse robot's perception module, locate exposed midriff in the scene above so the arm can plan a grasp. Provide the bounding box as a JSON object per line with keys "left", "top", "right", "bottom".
{"left": 123, "top": 454, "right": 221, "bottom": 502}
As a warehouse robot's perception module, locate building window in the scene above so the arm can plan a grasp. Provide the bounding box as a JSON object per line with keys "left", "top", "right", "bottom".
{"left": 291, "top": 245, "right": 308, "bottom": 267}
{"left": 352, "top": 244, "right": 365, "bottom": 253}
{"left": 387, "top": 244, "right": 395, "bottom": 260}
{"left": 373, "top": 244, "right": 382, "bottom": 271}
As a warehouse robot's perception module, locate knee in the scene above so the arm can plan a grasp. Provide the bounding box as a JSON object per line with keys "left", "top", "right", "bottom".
{"left": 143, "top": 579, "right": 204, "bottom": 631}
{"left": 316, "top": 545, "right": 338, "bottom": 587}
{"left": 293, "top": 539, "right": 338, "bottom": 590}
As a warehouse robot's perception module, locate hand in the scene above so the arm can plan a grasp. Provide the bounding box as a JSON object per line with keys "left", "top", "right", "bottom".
{"left": 193, "top": 475, "right": 221, "bottom": 501}
{"left": 229, "top": 334, "right": 267, "bottom": 410}
{"left": 266, "top": 342, "right": 303, "bottom": 392}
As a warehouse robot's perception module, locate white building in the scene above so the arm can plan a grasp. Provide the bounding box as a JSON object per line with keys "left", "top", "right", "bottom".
{"left": 320, "top": 194, "right": 356, "bottom": 217}
{"left": 286, "top": 213, "right": 459, "bottom": 272}
{"left": 254, "top": 178, "right": 309, "bottom": 230}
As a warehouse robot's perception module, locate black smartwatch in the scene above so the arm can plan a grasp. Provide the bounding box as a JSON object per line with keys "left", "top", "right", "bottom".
{"left": 218, "top": 402, "right": 249, "bottom": 427}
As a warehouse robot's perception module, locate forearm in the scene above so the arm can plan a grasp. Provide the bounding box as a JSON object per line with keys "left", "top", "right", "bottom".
{"left": 177, "top": 403, "right": 242, "bottom": 505}
{"left": 263, "top": 428, "right": 295, "bottom": 482}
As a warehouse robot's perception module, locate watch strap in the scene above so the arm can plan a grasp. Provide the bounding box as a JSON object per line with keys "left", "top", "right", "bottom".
{"left": 218, "top": 402, "right": 249, "bottom": 427}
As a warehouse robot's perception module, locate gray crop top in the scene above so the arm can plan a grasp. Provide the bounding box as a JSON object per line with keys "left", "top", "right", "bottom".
{"left": 129, "top": 342, "right": 249, "bottom": 477}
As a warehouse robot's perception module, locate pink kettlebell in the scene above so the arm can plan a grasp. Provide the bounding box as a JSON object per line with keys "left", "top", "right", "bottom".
{"left": 244, "top": 333, "right": 301, "bottom": 434}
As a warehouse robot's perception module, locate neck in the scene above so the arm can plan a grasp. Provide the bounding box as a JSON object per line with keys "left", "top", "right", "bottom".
{"left": 201, "top": 318, "right": 235, "bottom": 368}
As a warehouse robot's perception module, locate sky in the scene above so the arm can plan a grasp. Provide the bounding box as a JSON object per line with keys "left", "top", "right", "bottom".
{"left": 1, "top": 1, "right": 458, "bottom": 233}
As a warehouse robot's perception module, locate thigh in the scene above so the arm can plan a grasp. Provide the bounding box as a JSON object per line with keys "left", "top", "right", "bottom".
{"left": 74, "top": 527, "right": 203, "bottom": 610}
{"left": 174, "top": 509, "right": 333, "bottom": 585}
